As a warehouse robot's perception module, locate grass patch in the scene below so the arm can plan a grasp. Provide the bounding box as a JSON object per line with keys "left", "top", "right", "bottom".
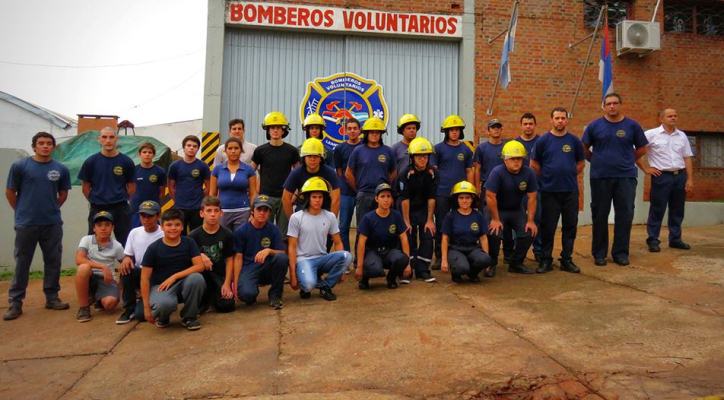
{"left": 0, "top": 268, "right": 77, "bottom": 281}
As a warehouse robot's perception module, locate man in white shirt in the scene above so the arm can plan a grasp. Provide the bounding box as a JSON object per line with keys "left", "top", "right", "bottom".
{"left": 637, "top": 108, "right": 694, "bottom": 252}
{"left": 116, "top": 201, "right": 164, "bottom": 324}
{"left": 214, "top": 118, "right": 257, "bottom": 166}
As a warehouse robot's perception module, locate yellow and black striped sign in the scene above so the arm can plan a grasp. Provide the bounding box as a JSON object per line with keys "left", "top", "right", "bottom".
{"left": 201, "top": 131, "right": 220, "bottom": 169}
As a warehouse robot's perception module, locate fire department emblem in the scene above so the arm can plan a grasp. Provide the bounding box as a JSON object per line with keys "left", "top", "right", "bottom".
{"left": 300, "top": 72, "right": 388, "bottom": 151}
{"left": 519, "top": 181, "right": 528, "bottom": 191}
{"left": 562, "top": 144, "right": 572, "bottom": 153}
{"left": 261, "top": 237, "right": 271, "bottom": 248}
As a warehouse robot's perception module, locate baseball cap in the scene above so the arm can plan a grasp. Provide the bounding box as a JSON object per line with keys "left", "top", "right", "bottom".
{"left": 138, "top": 200, "right": 161, "bottom": 215}
{"left": 375, "top": 183, "right": 393, "bottom": 195}
{"left": 92, "top": 211, "right": 114, "bottom": 223}
{"left": 253, "top": 194, "right": 272, "bottom": 209}
{"left": 487, "top": 118, "right": 503, "bottom": 128}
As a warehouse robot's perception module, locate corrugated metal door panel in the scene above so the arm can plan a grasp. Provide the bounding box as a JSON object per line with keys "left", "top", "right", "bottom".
{"left": 221, "top": 30, "right": 345, "bottom": 145}
{"left": 345, "top": 36, "right": 459, "bottom": 144}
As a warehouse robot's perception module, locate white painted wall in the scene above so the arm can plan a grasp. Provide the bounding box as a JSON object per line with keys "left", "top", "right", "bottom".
{"left": 133, "top": 119, "right": 202, "bottom": 156}
{"left": 0, "top": 100, "right": 75, "bottom": 154}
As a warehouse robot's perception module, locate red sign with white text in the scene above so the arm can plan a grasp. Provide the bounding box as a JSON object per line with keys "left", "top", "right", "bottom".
{"left": 227, "top": 2, "right": 462, "bottom": 38}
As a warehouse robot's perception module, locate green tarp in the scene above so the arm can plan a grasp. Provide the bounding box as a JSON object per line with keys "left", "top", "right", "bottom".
{"left": 52, "top": 131, "right": 172, "bottom": 185}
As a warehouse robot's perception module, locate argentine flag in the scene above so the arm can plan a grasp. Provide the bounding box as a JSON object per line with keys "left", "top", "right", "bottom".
{"left": 499, "top": 3, "right": 518, "bottom": 89}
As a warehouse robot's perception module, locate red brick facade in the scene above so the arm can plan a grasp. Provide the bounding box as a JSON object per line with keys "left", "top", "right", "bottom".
{"left": 235, "top": 0, "right": 724, "bottom": 200}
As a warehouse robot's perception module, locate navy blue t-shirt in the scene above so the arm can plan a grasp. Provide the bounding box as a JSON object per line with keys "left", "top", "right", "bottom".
{"left": 582, "top": 117, "right": 648, "bottom": 179}
{"left": 130, "top": 164, "right": 167, "bottom": 210}
{"left": 141, "top": 237, "right": 201, "bottom": 286}
{"left": 484, "top": 165, "right": 538, "bottom": 211}
{"left": 531, "top": 132, "right": 584, "bottom": 192}
{"left": 7, "top": 157, "right": 71, "bottom": 226}
{"left": 474, "top": 141, "right": 505, "bottom": 183}
{"left": 347, "top": 144, "right": 395, "bottom": 194}
{"left": 283, "top": 165, "right": 340, "bottom": 196}
{"left": 390, "top": 140, "right": 411, "bottom": 177}
{"left": 333, "top": 141, "right": 362, "bottom": 196}
{"left": 432, "top": 142, "right": 473, "bottom": 196}
{"left": 442, "top": 209, "right": 489, "bottom": 247}
{"left": 212, "top": 162, "right": 256, "bottom": 209}
{"left": 358, "top": 209, "right": 406, "bottom": 251}
{"left": 233, "top": 221, "right": 284, "bottom": 268}
{"left": 514, "top": 135, "right": 539, "bottom": 167}
{"left": 168, "top": 159, "right": 210, "bottom": 209}
{"left": 77, "top": 152, "right": 135, "bottom": 204}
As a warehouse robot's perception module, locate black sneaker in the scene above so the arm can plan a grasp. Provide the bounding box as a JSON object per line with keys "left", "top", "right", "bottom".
{"left": 269, "top": 297, "right": 284, "bottom": 310}
{"left": 181, "top": 318, "right": 201, "bottom": 331}
{"left": 45, "top": 298, "right": 70, "bottom": 310}
{"left": 669, "top": 241, "right": 691, "bottom": 250}
{"left": 483, "top": 264, "right": 497, "bottom": 278}
{"left": 76, "top": 306, "right": 92, "bottom": 323}
{"left": 358, "top": 278, "right": 370, "bottom": 290}
{"left": 508, "top": 263, "right": 535, "bottom": 274}
{"left": 93, "top": 300, "right": 103, "bottom": 310}
{"left": 647, "top": 240, "right": 661, "bottom": 252}
{"left": 320, "top": 287, "right": 337, "bottom": 301}
{"left": 155, "top": 318, "right": 170, "bottom": 328}
{"left": 299, "top": 290, "right": 311, "bottom": 299}
{"left": 559, "top": 259, "right": 581, "bottom": 274}
{"left": 451, "top": 274, "right": 463, "bottom": 283}
{"left": 386, "top": 274, "right": 398, "bottom": 289}
{"left": 417, "top": 271, "right": 437, "bottom": 283}
{"left": 594, "top": 258, "right": 607, "bottom": 266}
{"left": 115, "top": 309, "right": 135, "bottom": 325}
{"left": 3, "top": 303, "right": 22, "bottom": 321}
{"left": 468, "top": 274, "right": 481, "bottom": 283}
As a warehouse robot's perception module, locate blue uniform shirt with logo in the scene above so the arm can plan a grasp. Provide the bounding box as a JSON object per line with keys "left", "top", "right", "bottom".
{"left": 582, "top": 117, "right": 648, "bottom": 179}
{"left": 141, "top": 236, "right": 201, "bottom": 286}
{"left": 168, "top": 159, "right": 210, "bottom": 209}
{"left": 233, "top": 221, "right": 284, "bottom": 268}
{"left": 474, "top": 141, "right": 505, "bottom": 183}
{"left": 433, "top": 142, "right": 473, "bottom": 196}
{"left": 7, "top": 157, "right": 71, "bottom": 226}
{"left": 212, "top": 162, "right": 256, "bottom": 209}
{"left": 283, "top": 165, "right": 340, "bottom": 195}
{"left": 77, "top": 152, "right": 135, "bottom": 204}
{"left": 347, "top": 144, "right": 395, "bottom": 194}
{"left": 358, "top": 209, "right": 405, "bottom": 251}
{"left": 531, "top": 132, "right": 585, "bottom": 192}
{"left": 484, "top": 165, "right": 538, "bottom": 211}
{"left": 514, "top": 135, "right": 539, "bottom": 167}
{"left": 130, "top": 164, "right": 167, "bottom": 210}
{"left": 333, "top": 141, "right": 361, "bottom": 196}
{"left": 442, "top": 209, "right": 489, "bottom": 247}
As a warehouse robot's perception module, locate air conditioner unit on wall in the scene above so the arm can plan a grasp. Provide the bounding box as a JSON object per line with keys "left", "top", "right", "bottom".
{"left": 616, "top": 20, "right": 661, "bottom": 57}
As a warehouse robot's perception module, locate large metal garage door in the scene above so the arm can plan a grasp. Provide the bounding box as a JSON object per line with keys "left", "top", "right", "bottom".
{"left": 221, "top": 29, "right": 459, "bottom": 146}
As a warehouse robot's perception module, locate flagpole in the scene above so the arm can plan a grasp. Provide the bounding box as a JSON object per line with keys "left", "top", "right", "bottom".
{"left": 486, "top": 0, "right": 519, "bottom": 116}
{"left": 569, "top": 5, "right": 606, "bottom": 119}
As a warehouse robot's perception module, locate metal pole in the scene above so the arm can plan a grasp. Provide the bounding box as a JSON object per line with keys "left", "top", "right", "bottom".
{"left": 487, "top": 28, "right": 508, "bottom": 45}
{"left": 486, "top": 0, "right": 519, "bottom": 116}
{"left": 651, "top": 0, "right": 662, "bottom": 23}
{"left": 569, "top": 5, "right": 605, "bottom": 119}
{"left": 568, "top": 32, "right": 595, "bottom": 49}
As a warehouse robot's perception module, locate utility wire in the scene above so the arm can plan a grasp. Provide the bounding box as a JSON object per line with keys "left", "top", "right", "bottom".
{"left": 0, "top": 49, "right": 202, "bottom": 69}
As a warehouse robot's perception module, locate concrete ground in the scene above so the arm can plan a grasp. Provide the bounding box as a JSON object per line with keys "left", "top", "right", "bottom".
{"left": 1, "top": 225, "right": 723, "bottom": 400}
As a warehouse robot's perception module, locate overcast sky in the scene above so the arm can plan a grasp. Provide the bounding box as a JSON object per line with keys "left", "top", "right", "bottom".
{"left": 0, "top": 0, "right": 207, "bottom": 127}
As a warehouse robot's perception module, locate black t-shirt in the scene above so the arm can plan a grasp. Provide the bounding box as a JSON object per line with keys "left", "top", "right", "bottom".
{"left": 141, "top": 237, "right": 201, "bottom": 286}
{"left": 252, "top": 142, "right": 300, "bottom": 197}
{"left": 398, "top": 165, "right": 438, "bottom": 210}
{"left": 189, "top": 226, "right": 235, "bottom": 278}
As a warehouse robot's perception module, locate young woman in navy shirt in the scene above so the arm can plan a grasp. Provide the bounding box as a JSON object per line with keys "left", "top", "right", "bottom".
{"left": 441, "top": 181, "right": 493, "bottom": 282}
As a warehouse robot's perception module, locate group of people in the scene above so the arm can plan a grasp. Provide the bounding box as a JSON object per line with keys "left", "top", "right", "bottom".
{"left": 4, "top": 92, "right": 694, "bottom": 332}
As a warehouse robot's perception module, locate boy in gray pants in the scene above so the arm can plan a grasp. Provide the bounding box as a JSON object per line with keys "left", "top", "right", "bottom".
{"left": 140, "top": 209, "right": 207, "bottom": 330}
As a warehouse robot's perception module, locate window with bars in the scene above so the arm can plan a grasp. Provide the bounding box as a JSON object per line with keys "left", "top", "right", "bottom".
{"left": 664, "top": 1, "right": 723, "bottom": 35}
{"left": 583, "top": 0, "right": 632, "bottom": 29}
{"left": 689, "top": 133, "right": 724, "bottom": 169}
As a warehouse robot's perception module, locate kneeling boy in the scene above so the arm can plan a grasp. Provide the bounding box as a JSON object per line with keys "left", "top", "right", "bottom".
{"left": 141, "top": 209, "right": 207, "bottom": 330}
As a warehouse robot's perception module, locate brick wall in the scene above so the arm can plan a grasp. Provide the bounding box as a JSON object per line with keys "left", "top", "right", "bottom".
{"left": 474, "top": 0, "right": 723, "bottom": 202}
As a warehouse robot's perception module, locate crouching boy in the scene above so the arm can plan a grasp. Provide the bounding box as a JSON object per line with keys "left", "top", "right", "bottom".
{"left": 75, "top": 211, "right": 124, "bottom": 322}
{"left": 141, "top": 209, "right": 207, "bottom": 330}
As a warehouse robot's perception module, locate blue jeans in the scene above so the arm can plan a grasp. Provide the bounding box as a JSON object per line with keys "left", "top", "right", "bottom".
{"left": 296, "top": 251, "right": 352, "bottom": 292}
{"left": 339, "top": 195, "right": 356, "bottom": 252}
